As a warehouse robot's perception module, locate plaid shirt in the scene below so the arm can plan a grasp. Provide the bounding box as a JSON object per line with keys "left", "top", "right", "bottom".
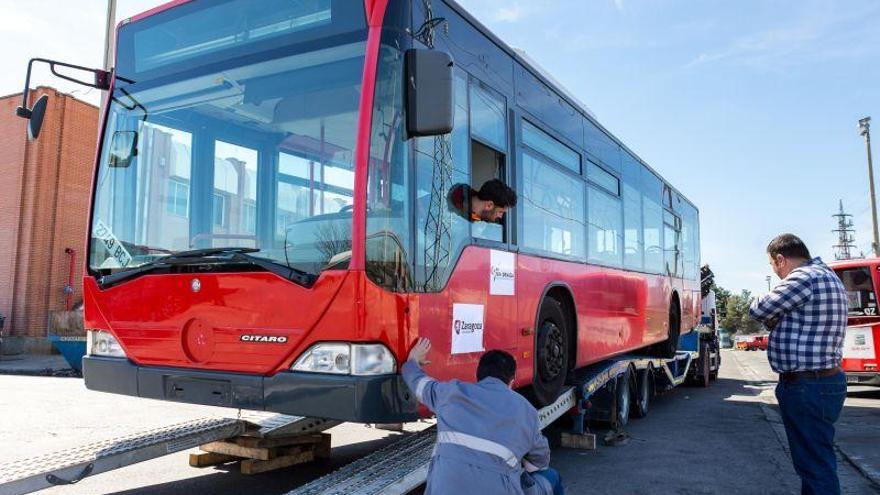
{"left": 749, "top": 257, "right": 847, "bottom": 373}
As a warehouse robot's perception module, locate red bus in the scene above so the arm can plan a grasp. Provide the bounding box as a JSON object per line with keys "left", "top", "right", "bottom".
{"left": 830, "top": 259, "right": 880, "bottom": 386}
{"left": 22, "top": 0, "right": 701, "bottom": 422}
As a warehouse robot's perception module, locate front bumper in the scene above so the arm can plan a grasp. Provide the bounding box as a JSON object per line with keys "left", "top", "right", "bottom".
{"left": 83, "top": 356, "right": 419, "bottom": 423}
{"left": 845, "top": 372, "right": 880, "bottom": 387}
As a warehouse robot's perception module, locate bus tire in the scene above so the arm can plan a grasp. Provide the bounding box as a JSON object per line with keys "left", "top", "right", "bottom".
{"left": 631, "top": 366, "right": 652, "bottom": 419}
{"left": 531, "top": 300, "right": 570, "bottom": 407}
{"left": 653, "top": 301, "right": 681, "bottom": 359}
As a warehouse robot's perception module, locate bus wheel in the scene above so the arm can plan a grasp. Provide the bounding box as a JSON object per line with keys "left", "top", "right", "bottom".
{"left": 631, "top": 366, "right": 652, "bottom": 419}
{"left": 653, "top": 302, "right": 680, "bottom": 359}
{"left": 532, "top": 300, "right": 569, "bottom": 407}
{"left": 614, "top": 367, "right": 633, "bottom": 429}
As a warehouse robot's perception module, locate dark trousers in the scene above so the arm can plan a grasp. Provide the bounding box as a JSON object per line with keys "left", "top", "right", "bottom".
{"left": 532, "top": 468, "right": 564, "bottom": 495}
{"left": 775, "top": 371, "right": 847, "bottom": 495}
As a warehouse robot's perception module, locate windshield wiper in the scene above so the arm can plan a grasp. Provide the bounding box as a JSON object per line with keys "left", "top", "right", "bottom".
{"left": 226, "top": 250, "right": 316, "bottom": 287}
{"left": 98, "top": 247, "right": 315, "bottom": 288}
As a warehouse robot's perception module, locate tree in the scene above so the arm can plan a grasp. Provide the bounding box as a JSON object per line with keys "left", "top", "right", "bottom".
{"left": 719, "top": 289, "right": 763, "bottom": 335}
{"left": 712, "top": 284, "right": 731, "bottom": 322}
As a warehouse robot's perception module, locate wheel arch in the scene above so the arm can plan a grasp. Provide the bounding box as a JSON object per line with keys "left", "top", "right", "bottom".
{"left": 669, "top": 289, "right": 681, "bottom": 333}
{"left": 536, "top": 282, "right": 578, "bottom": 372}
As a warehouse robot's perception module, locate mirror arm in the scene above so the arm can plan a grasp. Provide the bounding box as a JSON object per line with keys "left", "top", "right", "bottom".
{"left": 16, "top": 57, "right": 112, "bottom": 120}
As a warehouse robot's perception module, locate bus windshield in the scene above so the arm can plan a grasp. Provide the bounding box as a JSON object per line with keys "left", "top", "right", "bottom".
{"left": 837, "top": 266, "right": 879, "bottom": 316}
{"left": 89, "top": 0, "right": 367, "bottom": 282}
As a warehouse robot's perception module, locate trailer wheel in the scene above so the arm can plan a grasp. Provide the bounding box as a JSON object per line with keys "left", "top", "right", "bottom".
{"left": 697, "top": 343, "right": 711, "bottom": 388}
{"left": 614, "top": 368, "right": 633, "bottom": 429}
{"left": 632, "top": 366, "right": 652, "bottom": 419}
{"left": 530, "top": 300, "right": 570, "bottom": 407}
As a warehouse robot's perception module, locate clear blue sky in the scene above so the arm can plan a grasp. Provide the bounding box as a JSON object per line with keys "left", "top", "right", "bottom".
{"left": 2, "top": 0, "right": 879, "bottom": 297}
{"left": 458, "top": 0, "right": 880, "bottom": 296}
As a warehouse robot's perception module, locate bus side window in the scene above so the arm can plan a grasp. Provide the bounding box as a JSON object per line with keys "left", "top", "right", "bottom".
{"left": 469, "top": 80, "right": 507, "bottom": 243}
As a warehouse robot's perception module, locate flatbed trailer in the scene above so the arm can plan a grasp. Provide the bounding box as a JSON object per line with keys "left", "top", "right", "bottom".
{"left": 0, "top": 334, "right": 718, "bottom": 495}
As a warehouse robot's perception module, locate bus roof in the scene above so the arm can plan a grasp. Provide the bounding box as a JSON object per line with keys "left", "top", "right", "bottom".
{"left": 445, "top": 0, "right": 697, "bottom": 211}
{"left": 119, "top": 0, "right": 696, "bottom": 211}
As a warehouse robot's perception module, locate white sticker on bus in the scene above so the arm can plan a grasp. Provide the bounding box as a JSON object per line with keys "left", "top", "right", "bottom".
{"left": 94, "top": 219, "right": 132, "bottom": 268}
{"left": 451, "top": 303, "right": 485, "bottom": 355}
{"left": 489, "top": 250, "right": 515, "bottom": 296}
{"left": 843, "top": 327, "right": 875, "bottom": 359}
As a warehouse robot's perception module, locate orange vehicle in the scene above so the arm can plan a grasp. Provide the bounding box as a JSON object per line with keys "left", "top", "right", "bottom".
{"left": 830, "top": 259, "right": 880, "bottom": 386}
{"left": 744, "top": 335, "right": 768, "bottom": 351}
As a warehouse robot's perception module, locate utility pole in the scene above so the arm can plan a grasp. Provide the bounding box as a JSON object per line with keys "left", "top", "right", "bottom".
{"left": 860, "top": 117, "right": 879, "bottom": 257}
{"left": 832, "top": 200, "right": 857, "bottom": 260}
{"left": 765, "top": 275, "right": 771, "bottom": 292}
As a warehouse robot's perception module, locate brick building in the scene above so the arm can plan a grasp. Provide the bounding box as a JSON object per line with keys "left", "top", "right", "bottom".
{"left": 0, "top": 87, "right": 98, "bottom": 353}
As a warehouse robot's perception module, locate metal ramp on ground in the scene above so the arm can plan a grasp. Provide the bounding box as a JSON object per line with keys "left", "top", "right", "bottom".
{"left": 0, "top": 413, "right": 338, "bottom": 495}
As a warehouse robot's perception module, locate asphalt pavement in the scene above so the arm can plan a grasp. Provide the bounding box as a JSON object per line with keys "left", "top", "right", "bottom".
{"left": 0, "top": 350, "right": 878, "bottom": 494}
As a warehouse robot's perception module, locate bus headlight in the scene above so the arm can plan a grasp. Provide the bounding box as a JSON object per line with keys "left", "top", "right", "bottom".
{"left": 291, "top": 343, "right": 395, "bottom": 376}
{"left": 351, "top": 344, "right": 396, "bottom": 375}
{"left": 87, "top": 330, "right": 126, "bottom": 358}
{"left": 292, "top": 343, "right": 351, "bottom": 374}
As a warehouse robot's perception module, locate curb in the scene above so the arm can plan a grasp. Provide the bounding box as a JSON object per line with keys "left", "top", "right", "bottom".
{"left": 0, "top": 367, "right": 78, "bottom": 377}
{"left": 836, "top": 444, "right": 880, "bottom": 489}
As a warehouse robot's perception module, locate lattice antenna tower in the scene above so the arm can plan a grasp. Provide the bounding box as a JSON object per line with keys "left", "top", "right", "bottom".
{"left": 832, "top": 199, "right": 857, "bottom": 260}
{"left": 416, "top": 0, "right": 454, "bottom": 291}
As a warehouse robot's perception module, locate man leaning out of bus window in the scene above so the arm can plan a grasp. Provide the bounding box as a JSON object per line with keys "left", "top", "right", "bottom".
{"left": 447, "top": 179, "right": 517, "bottom": 224}
{"left": 403, "top": 338, "right": 564, "bottom": 495}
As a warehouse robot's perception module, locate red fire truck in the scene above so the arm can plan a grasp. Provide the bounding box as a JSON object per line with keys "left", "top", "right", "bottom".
{"left": 831, "top": 259, "right": 880, "bottom": 386}
{"left": 16, "top": 0, "right": 701, "bottom": 422}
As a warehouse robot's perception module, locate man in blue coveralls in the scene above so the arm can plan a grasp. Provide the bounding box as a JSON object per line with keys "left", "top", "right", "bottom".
{"left": 402, "top": 337, "right": 564, "bottom": 495}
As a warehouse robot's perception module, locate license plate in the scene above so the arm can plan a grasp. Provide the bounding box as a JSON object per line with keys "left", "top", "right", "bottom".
{"left": 846, "top": 375, "right": 860, "bottom": 384}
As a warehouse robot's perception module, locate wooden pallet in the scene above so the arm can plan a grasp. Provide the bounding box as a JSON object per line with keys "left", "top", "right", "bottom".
{"left": 190, "top": 432, "right": 331, "bottom": 475}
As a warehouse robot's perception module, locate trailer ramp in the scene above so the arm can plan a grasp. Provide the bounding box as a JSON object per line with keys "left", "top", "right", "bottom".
{"left": 0, "top": 413, "right": 336, "bottom": 495}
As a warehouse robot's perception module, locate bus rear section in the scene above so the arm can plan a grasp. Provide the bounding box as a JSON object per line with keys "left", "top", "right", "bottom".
{"left": 832, "top": 260, "right": 880, "bottom": 386}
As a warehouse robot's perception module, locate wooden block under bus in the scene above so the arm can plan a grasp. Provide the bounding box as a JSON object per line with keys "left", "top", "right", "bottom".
{"left": 201, "top": 440, "right": 272, "bottom": 460}
{"left": 314, "top": 433, "right": 332, "bottom": 459}
{"left": 189, "top": 451, "right": 240, "bottom": 468}
{"left": 235, "top": 433, "right": 325, "bottom": 449}
{"left": 241, "top": 449, "right": 315, "bottom": 475}
{"left": 560, "top": 432, "right": 596, "bottom": 450}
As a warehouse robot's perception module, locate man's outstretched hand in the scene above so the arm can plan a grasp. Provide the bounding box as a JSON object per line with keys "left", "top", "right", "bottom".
{"left": 408, "top": 337, "right": 431, "bottom": 366}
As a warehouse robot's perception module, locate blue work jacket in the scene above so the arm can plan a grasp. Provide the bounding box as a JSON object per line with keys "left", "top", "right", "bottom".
{"left": 401, "top": 361, "right": 553, "bottom": 495}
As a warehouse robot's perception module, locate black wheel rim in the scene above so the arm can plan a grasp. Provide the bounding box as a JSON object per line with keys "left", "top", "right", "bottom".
{"left": 539, "top": 321, "right": 565, "bottom": 382}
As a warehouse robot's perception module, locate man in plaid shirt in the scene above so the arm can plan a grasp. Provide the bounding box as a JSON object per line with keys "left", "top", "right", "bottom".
{"left": 749, "top": 234, "right": 847, "bottom": 495}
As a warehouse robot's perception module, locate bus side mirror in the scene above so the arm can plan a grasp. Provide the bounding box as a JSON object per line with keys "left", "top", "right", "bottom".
{"left": 405, "top": 49, "right": 454, "bottom": 137}
{"left": 20, "top": 94, "right": 49, "bottom": 141}
{"left": 15, "top": 57, "right": 112, "bottom": 141}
